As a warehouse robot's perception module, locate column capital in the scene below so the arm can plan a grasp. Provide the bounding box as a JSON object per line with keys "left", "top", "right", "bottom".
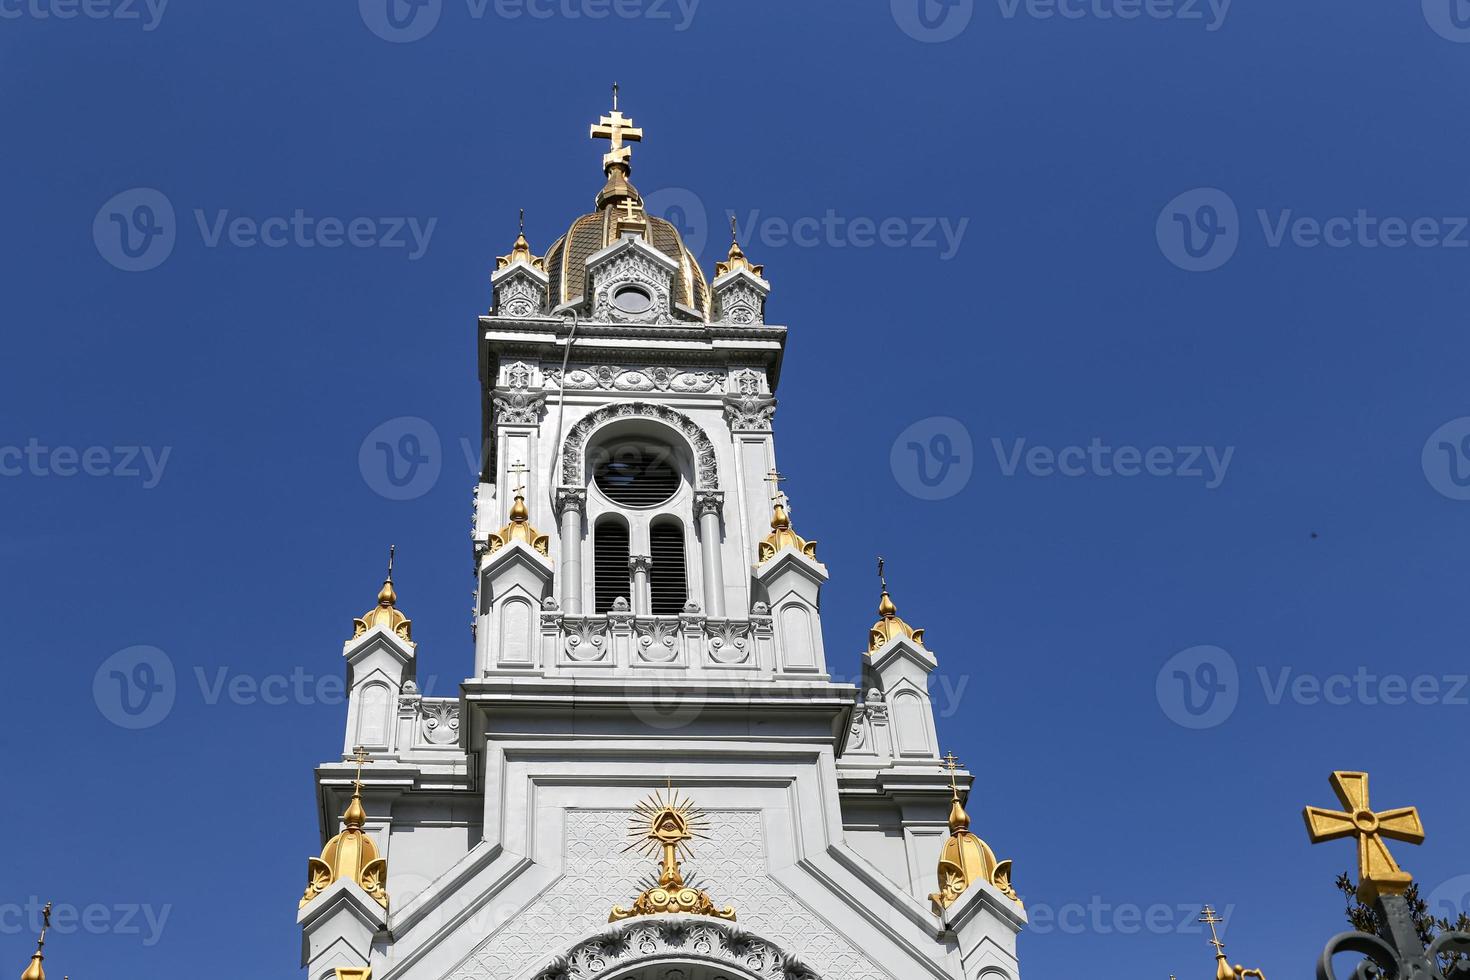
{"left": 693, "top": 489, "right": 725, "bottom": 519}
{"left": 722, "top": 393, "right": 777, "bottom": 432}
{"left": 554, "top": 486, "right": 587, "bottom": 517}
{"left": 628, "top": 554, "right": 653, "bottom": 574}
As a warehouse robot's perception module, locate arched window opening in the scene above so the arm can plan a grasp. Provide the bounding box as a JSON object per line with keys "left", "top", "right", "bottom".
{"left": 593, "top": 442, "right": 680, "bottom": 508}
{"left": 594, "top": 519, "right": 631, "bottom": 614}
{"left": 649, "top": 520, "right": 688, "bottom": 616}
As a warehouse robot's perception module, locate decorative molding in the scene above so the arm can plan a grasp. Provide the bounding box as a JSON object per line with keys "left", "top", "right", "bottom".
{"left": 554, "top": 486, "right": 588, "bottom": 519}
{"left": 633, "top": 617, "right": 680, "bottom": 663}
{"left": 546, "top": 364, "right": 724, "bottom": 394}
{"left": 628, "top": 554, "right": 653, "bottom": 574}
{"left": 722, "top": 393, "right": 777, "bottom": 432}
{"left": 563, "top": 617, "right": 610, "bottom": 663}
{"left": 530, "top": 918, "right": 818, "bottom": 980}
{"left": 419, "top": 699, "right": 460, "bottom": 746}
{"left": 562, "top": 402, "right": 720, "bottom": 490}
{"left": 590, "top": 249, "right": 676, "bottom": 325}
{"left": 705, "top": 620, "right": 753, "bottom": 666}
{"left": 693, "top": 489, "right": 725, "bottom": 520}
{"left": 493, "top": 387, "right": 547, "bottom": 426}
{"left": 495, "top": 272, "right": 548, "bottom": 319}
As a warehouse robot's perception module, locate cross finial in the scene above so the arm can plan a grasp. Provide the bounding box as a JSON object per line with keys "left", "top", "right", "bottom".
{"left": 612, "top": 81, "right": 619, "bottom": 111}
{"left": 942, "top": 752, "right": 961, "bottom": 796}
{"left": 350, "top": 745, "right": 371, "bottom": 796}
{"left": 591, "top": 88, "right": 643, "bottom": 172}
{"left": 386, "top": 544, "right": 395, "bottom": 583}
{"left": 877, "top": 556, "right": 888, "bottom": 592}
{"left": 1199, "top": 905, "right": 1226, "bottom": 955}
{"left": 518, "top": 208, "right": 525, "bottom": 234}
{"left": 508, "top": 462, "right": 530, "bottom": 497}
{"left": 618, "top": 197, "right": 645, "bottom": 223}
{"left": 764, "top": 469, "right": 787, "bottom": 504}
{"left": 730, "top": 214, "right": 740, "bottom": 243}
{"left": 36, "top": 901, "right": 52, "bottom": 952}
{"left": 1304, "top": 770, "right": 1425, "bottom": 903}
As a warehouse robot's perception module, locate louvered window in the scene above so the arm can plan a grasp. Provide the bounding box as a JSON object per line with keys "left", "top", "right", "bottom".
{"left": 649, "top": 521, "right": 688, "bottom": 616}
{"left": 593, "top": 445, "right": 680, "bottom": 508}
{"left": 594, "top": 520, "right": 630, "bottom": 614}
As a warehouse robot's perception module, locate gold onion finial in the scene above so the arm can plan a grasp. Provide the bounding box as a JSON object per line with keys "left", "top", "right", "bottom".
{"left": 353, "top": 545, "right": 412, "bottom": 642}
{"left": 1199, "top": 906, "right": 1266, "bottom": 979}
{"left": 716, "top": 215, "right": 764, "bottom": 279}
{"left": 496, "top": 208, "right": 544, "bottom": 271}
{"left": 928, "top": 754, "right": 1020, "bottom": 914}
{"left": 591, "top": 83, "right": 644, "bottom": 210}
{"left": 487, "top": 464, "right": 549, "bottom": 558}
{"left": 610, "top": 783, "right": 736, "bottom": 923}
{"left": 301, "top": 746, "right": 389, "bottom": 911}
{"left": 757, "top": 470, "right": 816, "bottom": 563}
{"left": 1303, "top": 770, "right": 1425, "bottom": 903}
{"left": 869, "top": 557, "right": 924, "bottom": 652}
{"left": 20, "top": 903, "right": 50, "bottom": 980}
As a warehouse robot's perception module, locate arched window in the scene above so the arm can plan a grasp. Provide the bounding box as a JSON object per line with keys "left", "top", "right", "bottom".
{"left": 594, "top": 517, "right": 630, "bottom": 614}
{"left": 593, "top": 442, "right": 680, "bottom": 507}
{"left": 649, "top": 520, "right": 688, "bottom": 616}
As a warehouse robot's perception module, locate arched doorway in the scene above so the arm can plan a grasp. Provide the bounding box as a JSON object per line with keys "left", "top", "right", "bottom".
{"left": 528, "top": 917, "right": 822, "bottom": 980}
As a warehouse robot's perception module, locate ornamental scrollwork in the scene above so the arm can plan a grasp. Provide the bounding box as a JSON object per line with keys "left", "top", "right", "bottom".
{"left": 492, "top": 387, "right": 547, "bottom": 426}
{"left": 527, "top": 918, "right": 822, "bottom": 980}
{"left": 419, "top": 699, "right": 460, "bottom": 746}
{"left": 562, "top": 402, "right": 720, "bottom": 489}
{"left": 546, "top": 364, "right": 723, "bottom": 394}
{"left": 722, "top": 393, "right": 777, "bottom": 432}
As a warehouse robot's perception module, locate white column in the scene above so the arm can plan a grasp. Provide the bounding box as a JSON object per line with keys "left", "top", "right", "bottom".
{"left": 555, "top": 488, "right": 586, "bottom": 614}
{"left": 629, "top": 555, "right": 652, "bottom": 615}
{"left": 694, "top": 490, "right": 726, "bottom": 617}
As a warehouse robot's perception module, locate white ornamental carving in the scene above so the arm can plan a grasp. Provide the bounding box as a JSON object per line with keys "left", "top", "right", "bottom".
{"left": 497, "top": 275, "right": 547, "bottom": 319}
{"left": 562, "top": 403, "right": 720, "bottom": 490}
{"left": 546, "top": 365, "right": 723, "bottom": 394}
{"left": 445, "top": 811, "right": 891, "bottom": 980}
{"left": 530, "top": 919, "right": 822, "bottom": 980}
{"left": 563, "top": 617, "right": 610, "bottom": 662}
{"left": 633, "top": 618, "right": 679, "bottom": 664}
{"left": 705, "top": 620, "right": 752, "bottom": 666}
{"left": 419, "top": 699, "right": 460, "bottom": 745}
{"left": 591, "top": 251, "right": 674, "bottom": 324}
{"left": 493, "top": 388, "right": 547, "bottom": 426}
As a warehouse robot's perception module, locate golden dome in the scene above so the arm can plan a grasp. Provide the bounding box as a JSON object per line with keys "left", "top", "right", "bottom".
{"left": 20, "top": 951, "right": 43, "bottom": 980}
{"left": 868, "top": 587, "right": 925, "bottom": 653}
{"left": 487, "top": 492, "right": 549, "bottom": 558}
{"left": 930, "top": 756, "right": 1020, "bottom": 914}
{"left": 352, "top": 547, "right": 412, "bottom": 643}
{"left": 543, "top": 205, "right": 710, "bottom": 317}
{"left": 301, "top": 751, "right": 389, "bottom": 911}
{"left": 757, "top": 502, "right": 817, "bottom": 564}
{"left": 496, "top": 210, "right": 544, "bottom": 272}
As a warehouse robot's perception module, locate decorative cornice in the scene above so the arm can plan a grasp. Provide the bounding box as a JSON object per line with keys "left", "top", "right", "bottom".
{"left": 530, "top": 917, "right": 818, "bottom": 980}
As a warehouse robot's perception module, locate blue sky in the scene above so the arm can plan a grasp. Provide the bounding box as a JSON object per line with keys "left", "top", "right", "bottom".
{"left": 6, "top": 0, "right": 1470, "bottom": 977}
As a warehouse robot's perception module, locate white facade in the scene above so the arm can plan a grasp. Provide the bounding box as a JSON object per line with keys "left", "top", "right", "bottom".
{"left": 298, "top": 104, "right": 1025, "bottom": 980}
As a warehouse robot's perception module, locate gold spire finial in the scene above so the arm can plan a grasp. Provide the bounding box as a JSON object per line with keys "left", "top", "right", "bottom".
{"left": 716, "top": 213, "right": 764, "bottom": 279}
{"left": 869, "top": 556, "right": 924, "bottom": 652}
{"left": 353, "top": 546, "right": 412, "bottom": 642}
{"left": 301, "top": 746, "right": 389, "bottom": 910}
{"left": 591, "top": 85, "right": 644, "bottom": 209}
{"left": 1199, "top": 906, "right": 1266, "bottom": 980}
{"left": 1303, "top": 770, "right": 1425, "bottom": 904}
{"left": 610, "top": 784, "right": 736, "bottom": 923}
{"left": 487, "top": 464, "right": 549, "bottom": 558}
{"left": 496, "top": 208, "right": 544, "bottom": 271}
{"left": 929, "top": 752, "right": 1019, "bottom": 914}
{"left": 757, "top": 471, "right": 816, "bottom": 563}
{"left": 20, "top": 903, "right": 50, "bottom": 980}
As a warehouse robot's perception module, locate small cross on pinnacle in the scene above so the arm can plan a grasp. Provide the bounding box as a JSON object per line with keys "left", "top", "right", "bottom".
{"left": 351, "top": 745, "right": 371, "bottom": 796}
{"left": 764, "top": 469, "right": 787, "bottom": 504}
{"left": 508, "top": 462, "right": 530, "bottom": 497}
{"left": 386, "top": 544, "right": 395, "bottom": 582}
{"left": 730, "top": 214, "right": 740, "bottom": 243}
{"left": 1199, "top": 906, "right": 1226, "bottom": 955}
{"left": 942, "top": 752, "right": 961, "bottom": 794}
{"left": 877, "top": 556, "right": 888, "bottom": 592}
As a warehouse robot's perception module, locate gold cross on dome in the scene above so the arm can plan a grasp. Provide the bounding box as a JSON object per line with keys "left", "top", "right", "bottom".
{"left": 590, "top": 85, "right": 643, "bottom": 170}
{"left": 1199, "top": 906, "right": 1226, "bottom": 956}
{"left": 1304, "top": 770, "right": 1424, "bottom": 901}
{"left": 764, "top": 469, "right": 787, "bottom": 504}
{"left": 508, "top": 462, "right": 530, "bottom": 497}
{"left": 350, "top": 745, "right": 371, "bottom": 795}
{"left": 942, "top": 752, "right": 961, "bottom": 793}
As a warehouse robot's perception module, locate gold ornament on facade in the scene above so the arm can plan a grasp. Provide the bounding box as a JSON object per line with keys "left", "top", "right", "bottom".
{"left": 1303, "top": 770, "right": 1424, "bottom": 903}
{"left": 757, "top": 471, "right": 815, "bottom": 563}
{"left": 488, "top": 469, "right": 549, "bottom": 558}
{"left": 353, "top": 545, "right": 412, "bottom": 643}
{"left": 868, "top": 557, "right": 924, "bottom": 653}
{"left": 590, "top": 83, "right": 644, "bottom": 211}
{"left": 1198, "top": 905, "right": 1265, "bottom": 980}
{"left": 301, "top": 747, "right": 389, "bottom": 911}
{"left": 19, "top": 903, "right": 50, "bottom": 980}
{"left": 334, "top": 970, "right": 371, "bottom": 980}
{"left": 496, "top": 209, "right": 545, "bottom": 272}
{"left": 609, "top": 784, "right": 736, "bottom": 923}
{"left": 929, "top": 754, "right": 1020, "bottom": 915}
{"left": 716, "top": 216, "right": 764, "bottom": 280}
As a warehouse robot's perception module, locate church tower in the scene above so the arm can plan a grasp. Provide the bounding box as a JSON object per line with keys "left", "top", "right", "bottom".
{"left": 297, "top": 92, "right": 1026, "bottom": 980}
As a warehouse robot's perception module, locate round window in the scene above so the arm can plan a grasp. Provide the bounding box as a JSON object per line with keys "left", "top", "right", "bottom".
{"left": 593, "top": 444, "right": 680, "bottom": 507}
{"left": 611, "top": 284, "right": 654, "bottom": 315}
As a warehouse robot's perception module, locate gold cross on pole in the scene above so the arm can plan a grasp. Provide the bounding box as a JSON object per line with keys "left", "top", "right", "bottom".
{"left": 508, "top": 462, "right": 530, "bottom": 497}
{"left": 1199, "top": 905, "right": 1226, "bottom": 956}
{"left": 350, "top": 745, "right": 371, "bottom": 796}
{"left": 1303, "top": 770, "right": 1424, "bottom": 902}
{"left": 764, "top": 469, "right": 787, "bottom": 505}
{"left": 590, "top": 84, "right": 643, "bottom": 171}
{"left": 942, "top": 752, "right": 961, "bottom": 795}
